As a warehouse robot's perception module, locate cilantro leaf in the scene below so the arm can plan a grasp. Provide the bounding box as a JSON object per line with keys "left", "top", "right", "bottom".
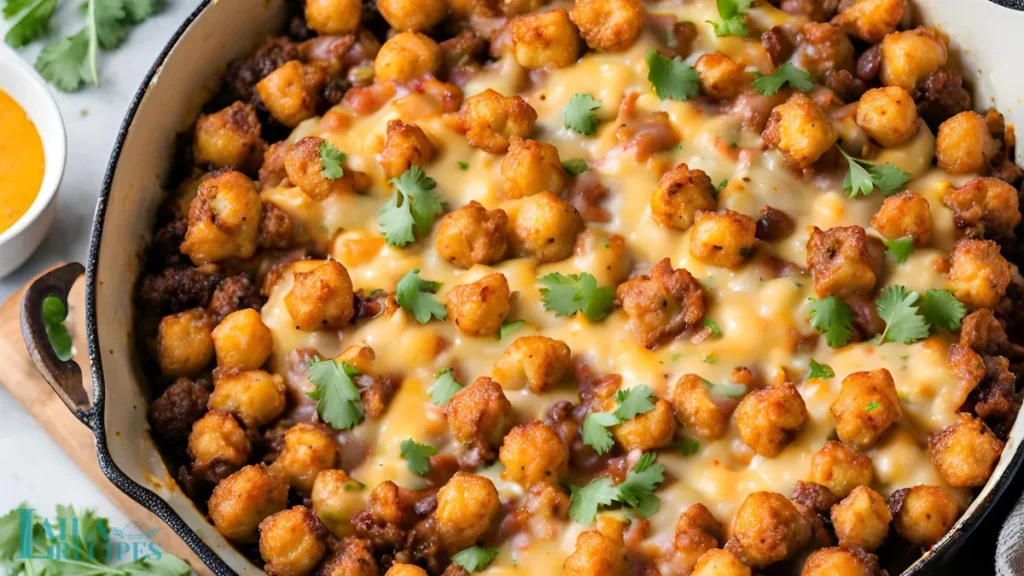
{"left": 428, "top": 368, "right": 463, "bottom": 406}
{"left": 34, "top": 28, "right": 93, "bottom": 92}
{"left": 839, "top": 148, "right": 912, "bottom": 197}
{"left": 451, "top": 546, "right": 500, "bottom": 573}
{"left": 645, "top": 50, "right": 700, "bottom": 101}
{"left": 378, "top": 166, "right": 443, "bottom": 247}
{"left": 883, "top": 235, "right": 914, "bottom": 264}
{"left": 539, "top": 272, "right": 614, "bottom": 321}
{"left": 704, "top": 378, "right": 748, "bottom": 398}
{"left": 396, "top": 269, "right": 447, "bottom": 324}
{"left": 457, "top": 161, "right": 469, "bottom": 170}
{"left": 306, "top": 358, "right": 364, "bottom": 430}
{"left": 121, "top": 0, "right": 161, "bottom": 23}
{"left": 400, "top": 439, "right": 438, "bottom": 476}
{"left": 0, "top": 506, "right": 21, "bottom": 560}
{"left": 752, "top": 62, "right": 814, "bottom": 95}
{"left": 707, "top": 0, "right": 753, "bottom": 37}
{"left": 866, "top": 401, "right": 880, "bottom": 412}
{"left": 568, "top": 476, "right": 619, "bottom": 524}
{"left": 4, "top": 0, "right": 58, "bottom": 47}
{"left": 808, "top": 295, "right": 854, "bottom": 348}
{"left": 318, "top": 140, "right": 346, "bottom": 179}
{"left": 613, "top": 385, "right": 655, "bottom": 420}
{"left": 41, "top": 295, "right": 73, "bottom": 361}
{"left": 499, "top": 319, "right": 525, "bottom": 339}
{"left": 876, "top": 285, "right": 930, "bottom": 344}
{"left": 677, "top": 438, "right": 700, "bottom": 456}
{"left": 582, "top": 411, "right": 620, "bottom": 455}
{"left": 94, "top": 0, "right": 128, "bottom": 50}
{"left": 702, "top": 318, "right": 722, "bottom": 337}
{"left": 920, "top": 289, "right": 967, "bottom": 332}
{"left": 562, "top": 159, "right": 589, "bottom": 175}
{"left": 617, "top": 453, "right": 665, "bottom": 518}
{"left": 564, "top": 93, "right": 601, "bottom": 136}
{"left": 806, "top": 359, "right": 835, "bottom": 380}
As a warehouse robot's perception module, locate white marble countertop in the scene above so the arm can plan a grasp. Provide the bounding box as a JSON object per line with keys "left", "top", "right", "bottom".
{"left": 0, "top": 0, "right": 202, "bottom": 541}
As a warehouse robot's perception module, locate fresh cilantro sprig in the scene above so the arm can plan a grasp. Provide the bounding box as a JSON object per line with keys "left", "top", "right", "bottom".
{"left": 400, "top": 439, "right": 438, "bottom": 476}
{"left": 0, "top": 503, "right": 190, "bottom": 575}
{"left": 645, "top": 50, "right": 700, "bottom": 101}
{"left": 707, "top": 0, "right": 753, "bottom": 37}
{"left": 5, "top": 0, "right": 163, "bottom": 91}
{"left": 883, "top": 236, "right": 914, "bottom": 264}
{"left": 809, "top": 295, "right": 854, "bottom": 348}
{"left": 839, "top": 148, "right": 912, "bottom": 198}
{"left": 499, "top": 319, "right": 525, "bottom": 340}
{"left": 568, "top": 453, "right": 666, "bottom": 523}
{"left": 451, "top": 546, "right": 500, "bottom": 572}
{"left": 318, "top": 141, "right": 346, "bottom": 179}
{"left": 677, "top": 438, "right": 700, "bottom": 456}
{"left": 806, "top": 359, "right": 835, "bottom": 380}
{"left": 396, "top": 269, "right": 447, "bottom": 324}
{"left": 564, "top": 93, "right": 601, "bottom": 136}
{"left": 752, "top": 62, "right": 814, "bottom": 95}
{"left": 539, "top": 272, "right": 614, "bottom": 322}
{"left": 876, "top": 285, "right": 930, "bottom": 344}
{"left": 306, "top": 358, "right": 364, "bottom": 430}
{"left": 378, "top": 166, "right": 444, "bottom": 247}
{"left": 582, "top": 385, "right": 656, "bottom": 454}
{"left": 41, "top": 295, "right": 72, "bottom": 361}
{"left": 428, "top": 368, "right": 463, "bottom": 406}
{"left": 562, "top": 159, "right": 589, "bottom": 175}
{"left": 920, "top": 289, "right": 967, "bottom": 332}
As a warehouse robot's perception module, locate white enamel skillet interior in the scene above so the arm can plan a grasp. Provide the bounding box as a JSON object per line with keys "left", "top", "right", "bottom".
{"left": 16, "top": 0, "right": 1024, "bottom": 574}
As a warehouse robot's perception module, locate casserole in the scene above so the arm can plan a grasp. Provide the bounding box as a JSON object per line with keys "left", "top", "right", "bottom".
{"left": 18, "top": 0, "right": 1024, "bottom": 574}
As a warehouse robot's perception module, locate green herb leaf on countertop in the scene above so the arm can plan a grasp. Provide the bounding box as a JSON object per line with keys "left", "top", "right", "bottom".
{"left": 452, "top": 546, "right": 500, "bottom": 573}
{"left": 396, "top": 269, "right": 447, "bottom": 324}
{"left": 752, "top": 62, "right": 814, "bottom": 95}
{"left": 400, "top": 439, "right": 438, "bottom": 476}
{"left": 306, "top": 358, "right": 364, "bottom": 430}
{"left": 920, "top": 289, "right": 967, "bottom": 332}
{"left": 645, "top": 50, "right": 700, "bottom": 101}
{"left": 378, "top": 166, "right": 444, "bottom": 247}
{"left": 876, "top": 285, "right": 930, "bottom": 344}
{"left": 428, "top": 368, "right": 463, "bottom": 406}
{"left": 564, "top": 93, "right": 601, "bottom": 135}
{"left": 539, "top": 272, "right": 615, "bottom": 322}
{"left": 318, "top": 141, "right": 346, "bottom": 180}
{"left": 809, "top": 295, "right": 854, "bottom": 348}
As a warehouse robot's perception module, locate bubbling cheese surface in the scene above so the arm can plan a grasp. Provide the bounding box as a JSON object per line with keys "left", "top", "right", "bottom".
{"left": 258, "top": 3, "right": 973, "bottom": 572}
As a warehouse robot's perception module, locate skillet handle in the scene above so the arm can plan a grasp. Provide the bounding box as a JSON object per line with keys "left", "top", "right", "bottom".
{"left": 20, "top": 262, "right": 95, "bottom": 430}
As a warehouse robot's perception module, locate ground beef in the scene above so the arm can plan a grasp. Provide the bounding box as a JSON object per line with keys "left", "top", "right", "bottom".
{"left": 138, "top": 266, "right": 222, "bottom": 315}
{"left": 761, "top": 26, "right": 793, "bottom": 67}
{"left": 258, "top": 202, "right": 295, "bottom": 249}
{"left": 148, "top": 218, "right": 189, "bottom": 269}
{"left": 962, "top": 355, "right": 1017, "bottom": 421}
{"left": 792, "top": 481, "right": 837, "bottom": 515}
{"left": 357, "top": 373, "right": 400, "bottom": 419}
{"left": 824, "top": 69, "right": 867, "bottom": 102}
{"left": 224, "top": 37, "right": 301, "bottom": 105}
{"left": 353, "top": 289, "right": 393, "bottom": 322}
{"left": 149, "top": 378, "right": 210, "bottom": 443}
{"left": 207, "top": 274, "right": 265, "bottom": 323}
{"left": 917, "top": 68, "right": 973, "bottom": 128}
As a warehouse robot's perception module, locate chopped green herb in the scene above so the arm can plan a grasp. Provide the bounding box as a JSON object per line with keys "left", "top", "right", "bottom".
{"left": 499, "top": 319, "right": 526, "bottom": 340}
{"left": 677, "top": 438, "right": 700, "bottom": 456}
{"left": 582, "top": 385, "right": 657, "bottom": 454}
{"left": 378, "top": 166, "right": 444, "bottom": 247}
{"left": 752, "top": 62, "right": 814, "bottom": 95}
{"left": 451, "top": 547, "right": 500, "bottom": 573}
{"left": 428, "top": 368, "right": 463, "bottom": 406}
{"left": 876, "top": 285, "right": 930, "bottom": 344}
{"left": 400, "top": 439, "right": 438, "bottom": 476}
{"left": 809, "top": 295, "right": 854, "bottom": 348}
{"left": 539, "top": 272, "right": 615, "bottom": 322}
{"left": 616, "top": 452, "right": 665, "bottom": 518}
{"left": 883, "top": 235, "right": 914, "bottom": 264}
{"left": 396, "top": 269, "right": 447, "bottom": 324}
{"left": 568, "top": 476, "right": 619, "bottom": 524}
{"left": 457, "top": 161, "right": 470, "bottom": 170}
{"left": 562, "top": 159, "right": 589, "bottom": 175}
{"left": 839, "top": 147, "right": 913, "bottom": 198}
{"left": 645, "top": 49, "right": 700, "bottom": 101}
{"left": 704, "top": 378, "right": 747, "bottom": 398}
{"left": 806, "top": 359, "right": 835, "bottom": 380}
{"left": 564, "top": 93, "right": 602, "bottom": 135}
{"left": 707, "top": 0, "right": 753, "bottom": 36}
{"left": 306, "top": 358, "right": 364, "bottom": 430}
{"left": 703, "top": 318, "right": 722, "bottom": 337}
{"left": 920, "top": 289, "right": 967, "bottom": 332}
{"left": 865, "top": 401, "right": 880, "bottom": 413}
{"left": 703, "top": 354, "right": 717, "bottom": 364}
{"left": 319, "top": 140, "right": 346, "bottom": 179}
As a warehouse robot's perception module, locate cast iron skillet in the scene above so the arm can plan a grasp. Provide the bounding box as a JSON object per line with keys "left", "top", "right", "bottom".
{"left": 16, "top": 0, "right": 1024, "bottom": 574}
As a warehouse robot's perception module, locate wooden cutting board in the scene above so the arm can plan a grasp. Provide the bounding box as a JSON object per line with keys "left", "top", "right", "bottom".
{"left": 0, "top": 267, "right": 212, "bottom": 575}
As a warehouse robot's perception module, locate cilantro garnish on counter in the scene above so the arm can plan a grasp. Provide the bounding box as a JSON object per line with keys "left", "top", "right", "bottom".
{"left": 400, "top": 439, "right": 438, "bottom": 476}
{"left": 396, "top": 269, "right": 447, "bottom": 324}
{"left": 4, "top": 0, "right": 163, "bottom": 91}
{"left": 306, "top": 357, "right": 364, "bottom": 430}
{"left": 752, "top": 62, "right": 814, "bottom": 95}
{"left": 707, "top": 0, "right": 753, "bottom": 37}
{"left": 451, "top": 546, "right": 500, "bottom": 572}
{"left": 839, "top": 148, "right": 913, "bottom": 197}
{"left": 378, "top": 166, "right": 444, "bottom": 247}
{"left": 808, "top": 295, "right": 854, "bottom": 348}
{"left": 318, "top": 141, "right": 346, "bottom": 179}
{"left": 645, "top": 50, "right": 699, "bottom": 101}
{"left": 539, "top": 272, "right": 615, "bottom": 321}
{"left": 564, "top": 93, "right": 601, "bottom": 135}
{"left": 428, "top": 368, "right": 463, "bottom": 406}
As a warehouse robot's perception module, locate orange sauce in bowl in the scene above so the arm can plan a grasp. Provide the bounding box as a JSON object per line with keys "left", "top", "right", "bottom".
{"left": 0, "top": 88, "right": 45, "bottom": 235}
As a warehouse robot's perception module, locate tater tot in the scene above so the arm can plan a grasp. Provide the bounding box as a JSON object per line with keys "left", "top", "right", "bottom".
{"left": 935, "top": 111, "right": 1000, "bottom": 175}
{"left": 193, "top": 102, "right": 263, "bottom": 170}
{"left": 446, "top": 273, "right": 511, "bottom": 336}
{"left": 612, "top": 397, "right": 677, "bottom": 451}
{"left": 871, "top": 191, "right": 933, "bottom": 247}
{"left": 801, "top": 547, "right": 886, "bottom": 576}
{"left": 377, "top": 0, "right": 447, "bottom": 32}
{"left": 692, "top": 549, "right": 751, "bottom": 576}
{"left": 670, "top": 374, "right": 731, "bottom": 441}
{"left": 832, "top": 0, "right": 905, "bottom": 42}
{"left": 456, "top": 89, "right": 538, "bottom": 154}
{"left": 500, "top": 421, "right": 569, "bottom": 487}
{"left": 831, "top": 369, "right": 902, "bottom": 449}
{"left": 435, "top": 201, "right": 510, "bottom": 269}
{"left": 273, "top": 423, "right": 339, "bottom": 496}
{"left": 569, "top": 0, "right": 644, "bottom": 52}
{"left": 650, "top": 163, "right": 717, "bottom": 231}
{"left": 311, "top": 470, "right": 366, "bottom": 538}
{"left": 942, "top": 177, "right": 1022, "bottom": 238}
{"left": 694, "top": 52, "right": 748, "bottom": 100}
{"left": 948, "top": 238, "right": 1012, "bottom": 310}
{"left": 563, "top": 530, "right": 629, "bottom": 576}
{"left": 380, "top": 120, "right": 437, "bottom": 179}
{"left": 879, "top": 28, "right": 947, "bottom": 91}
{"left": 763, "top": 93, "right": 839, "bottom": 168}
{"left": 212, "top": 308, "right": 273, "bottom": 370}
{"left": 808, "top": 440, "right": 873, "bottom": 498}
{"left": 806, "top": 226, "right": 878, "bottom": 298}
{"left": 856, "top": 87, "right": 919, "bottom": 147}
{"left": 511, "top": 191, "right": 583, "bottom": 263}
{"left": 284, "top": 137, "right": 368, "bottom": 201}
{"left": 258, "top": 506, "right": 327, "bottom": 576}
{"left": 730, "top": 492, "right": 811, "bottom": 567}
{"left": 831, "top": 486, "right": 891, "bottom": 551}
{"left": 209, "top": 464, "right": 289, "bottom": 543}
{"left": 929, "top": 413, "right": 1004, "bottom": 487}
{"left": 189, "top": 411, "right": 252, "bottom": 482}
{"left": 734, "top": 384, "right": 808, "bottom": 458}
{"left": 374, "top": 32, "right": 442, "bottom": 83}
{"left": 157, "top": 308, "right": 215, "bottom": 378}
{"left": 617, "top": 258, "right": 705, "bottom": 348}
{"left": 890, "top": 485, "right": 959, "bottom": 546}
{"left": 305, "top": 0, "right": 362, "bottom": 34}
{"left": 689, "top": 209, "right": 757, "bottom": 269}
{"left": 446, "top": 376, "right": 512, "bottom": 452}
{"left": 256, "top": 61, "right": 326, "bottom": 128}
{"left": 491, "top": 336, "right": 572, "bottom": 392}
{"left": 181, "top": 171, "right": 262, "bottom": 265}
{"left": 501, "top": 137, "right": 567, "bottom": 199}
{"left": 209, "top": 370, "right": 287, "bottom": 428}
{"left": 285, "top": 260, "right": 355, "bottom": 331}
{"left": 511, "top": 9, "right": 582, "bottom": 69}
{"left": 435, "top": 473, "right": 500, "bottom": 551}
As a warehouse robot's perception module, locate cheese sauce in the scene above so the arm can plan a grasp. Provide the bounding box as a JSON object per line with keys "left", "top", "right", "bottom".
{"left": 0, "top": 88, "right": 45, "bottom": 234}
{"left": 257, "top": 3, "right": 972, "bottom": 572}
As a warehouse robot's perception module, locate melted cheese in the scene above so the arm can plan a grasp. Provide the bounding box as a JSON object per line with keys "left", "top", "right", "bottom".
{"left": 257, "top": 4, "right": 977, "bottom": 572}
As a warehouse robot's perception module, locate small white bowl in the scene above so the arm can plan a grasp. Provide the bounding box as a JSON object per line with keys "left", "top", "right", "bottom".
{"left": 0, "top": 43, "right": 66, "bottom": 279}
